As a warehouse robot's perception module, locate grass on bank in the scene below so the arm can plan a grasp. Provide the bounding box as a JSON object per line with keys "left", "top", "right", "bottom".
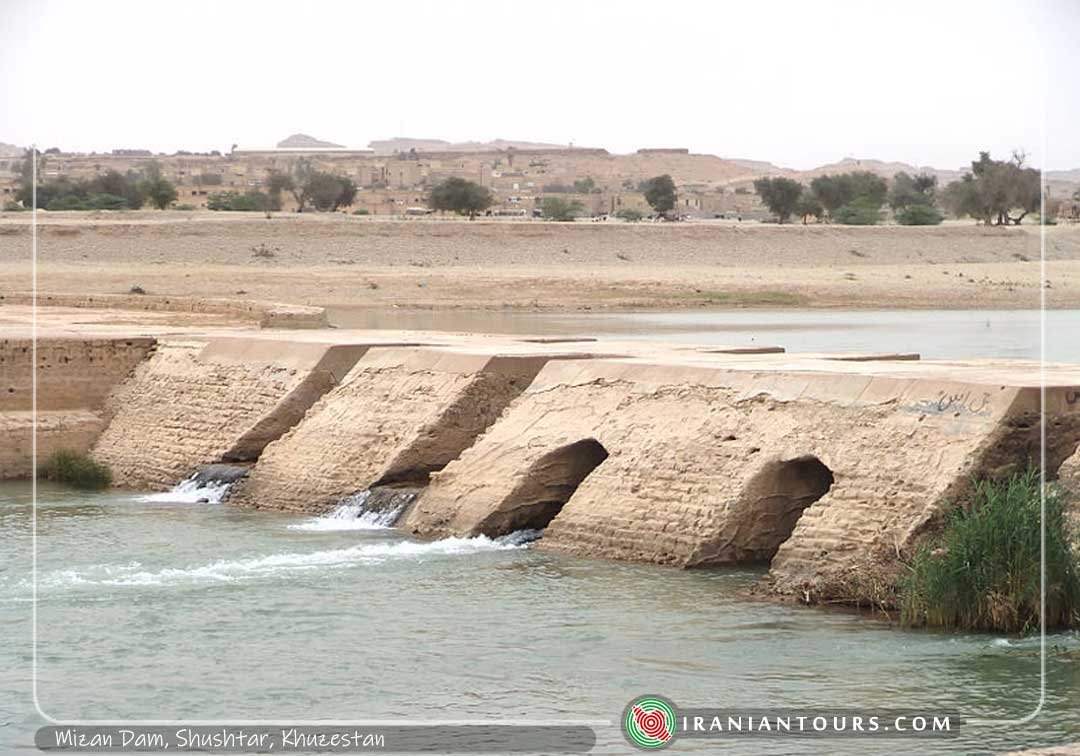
{"left": 900, "top": 471, "right": 1080, "bottom": 633}
{"left": 39, "top": 450, "right": 112, "bottom": 490}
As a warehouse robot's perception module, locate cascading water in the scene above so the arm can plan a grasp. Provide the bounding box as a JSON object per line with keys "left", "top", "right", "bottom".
{"left": 289, "top": 489, "right": 413, "bottom": 532}
{"left": 137, "top": 476, "right": 233, "bottom": 504}
{"left": 137, "top": 464, "right": 249, "bottom": 505}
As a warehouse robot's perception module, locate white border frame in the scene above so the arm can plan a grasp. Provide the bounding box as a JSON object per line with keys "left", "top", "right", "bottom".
{"left": 27, "top": 145, "right": 1051, "bottom": 732}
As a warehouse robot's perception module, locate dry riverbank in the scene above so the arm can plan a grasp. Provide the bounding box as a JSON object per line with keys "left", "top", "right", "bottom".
{"left": 1, "top": 212, "right": 1078, "bottom": 311}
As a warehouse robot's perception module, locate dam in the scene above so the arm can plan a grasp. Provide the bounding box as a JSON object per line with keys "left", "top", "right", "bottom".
{"left": 4, "top": 307, "right": 1078, "bottom": 608}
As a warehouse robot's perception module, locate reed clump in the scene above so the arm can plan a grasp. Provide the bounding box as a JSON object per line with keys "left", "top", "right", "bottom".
{"left": 39, "top": 450, "right": 113, "bottom": 490}
{"left": 900, "top": 470, "right": 1080, "bottom": 632}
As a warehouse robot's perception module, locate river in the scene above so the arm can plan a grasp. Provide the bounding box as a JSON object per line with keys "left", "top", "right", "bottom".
{"left": 2, "top": 309, "right": 1079, "bottom": 754}
{"left": 330, "top": 308, "right": 1080, "bottom": 362}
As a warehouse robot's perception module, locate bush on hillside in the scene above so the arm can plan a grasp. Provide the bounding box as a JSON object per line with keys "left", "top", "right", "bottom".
{"left": 900, "top": 471, "right": 1080, "bottom": 632}
{"left": 834, "top": 197, "right": 883, "bottom": 225}
{"left": 39, "top": 450, "right": 113, "bottom": 490}
{"left": 895, "top": 205, "right": 944, "bottom": 225}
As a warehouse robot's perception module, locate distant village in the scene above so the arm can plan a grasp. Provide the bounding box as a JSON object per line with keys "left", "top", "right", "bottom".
{"left": 2, "top": 134, "right": 1078, "bottom": 222}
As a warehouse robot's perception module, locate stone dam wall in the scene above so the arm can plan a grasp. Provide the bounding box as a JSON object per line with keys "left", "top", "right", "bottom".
{"left": 5, "top": 325, "right": 1079, "bottom": 608}
{"left": 226, "top": 346, "right": 607, "bottom": 514}
{"left": 90, "top": 337, "right": 379, "bottom": 488}
{"left": 401, "top": 357, "right": 1080, "bottom": 603}
{"left": 0, "top": 335, "right": 154, "bottom": 478}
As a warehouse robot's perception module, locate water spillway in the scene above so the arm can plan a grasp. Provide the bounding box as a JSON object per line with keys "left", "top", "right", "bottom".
{"left": 89, "top": 336, "right": 401, "bottom": 489}
{"left": 226, "top": 345, "right": 616, "bottom": 513}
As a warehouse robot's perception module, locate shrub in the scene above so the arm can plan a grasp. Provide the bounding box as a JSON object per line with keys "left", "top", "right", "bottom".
{"left": 541, "top": 196, "right": 584, "bottom": 221}
{"left": 353, "top": 208, "right": 370, "bottom": 215}
{"left": 45, "top": 195, "right": 92, "bottom": 211}
{"left": 615, "top": 208, "right": 643, "bottom": 222}
{"left": 39, "top": 450, "right": 112, "bottom": 490}
{"left": 207, "top": 190, "right": 270, "bottom": 212}
{"left": 84, "top": 193, "right": 132, "bottom": 210}
{"left": 3, "top": 201, "right": 27, "bottom": 211}
{"left": 895, "top": 205, "right": 944, "bottom": 225}
{"left": 834, "top": 197, "right": 883, "bottom": 225}
{"left": 900, "top": 471, "right": 1080, "bottom": 632}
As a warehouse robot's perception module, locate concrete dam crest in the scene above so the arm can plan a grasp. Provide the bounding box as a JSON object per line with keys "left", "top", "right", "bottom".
{"left": 4, "top": 327, "right": 1079, "bottom": 608}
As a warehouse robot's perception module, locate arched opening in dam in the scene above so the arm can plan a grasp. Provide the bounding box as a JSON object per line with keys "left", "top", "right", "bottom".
{"left": 736, "top": 455, "right": 835, "bottom": 563}
{"left": 476, "top": 439, "right": 610, "bottom": 537}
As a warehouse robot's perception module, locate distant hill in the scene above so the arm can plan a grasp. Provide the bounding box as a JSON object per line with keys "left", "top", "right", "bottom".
{"left": 276, "top": 133, "right": 344, "bottom": 149}
{"left": 368, "top": 137, "right": 578, "bottom": 155}
{"left": 787, "top": 157, "right": 964, "bottom": 186}
{"left": 1047, "top": 168, "right": 1080, "bottom": 183}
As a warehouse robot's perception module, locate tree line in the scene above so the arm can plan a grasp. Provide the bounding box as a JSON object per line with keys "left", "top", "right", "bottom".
{"left": 11, "top": 151, "right": 178, "bottom": 211}
{"left": 424, "top": 173, "right": 678, "bottom": 221}
{"left": 753, "top": 151, "right": 1044, "bottom": 226}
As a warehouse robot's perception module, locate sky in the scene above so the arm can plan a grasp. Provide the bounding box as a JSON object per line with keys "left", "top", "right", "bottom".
{"left": 2, "top": 0, "right": 1078, "bottom": 170}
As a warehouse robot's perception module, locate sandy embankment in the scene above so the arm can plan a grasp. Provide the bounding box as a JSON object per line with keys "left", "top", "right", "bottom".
{"left": 0, "top": 213, "right": 1077, "bottom": 312}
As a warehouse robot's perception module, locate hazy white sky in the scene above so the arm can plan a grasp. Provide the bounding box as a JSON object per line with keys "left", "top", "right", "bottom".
{"left": 2, "top": 0, "right": 1077, "bottom": 169}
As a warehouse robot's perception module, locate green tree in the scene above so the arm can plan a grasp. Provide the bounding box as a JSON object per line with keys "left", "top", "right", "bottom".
{"left": 808, "top": 174, "right": 848, "bottom": 217}
{"left": 541, "top": 196, "right": 584, "bottom": 221}
{"left": 428, "top": 177, "right": 494, "bottom": 219}
{"left": 136, "top": 162, "right": 177, "bottom": 210}
{"left": 846, "top": 171, "right": 888, "bottom": 207}
{"left": 139, "top": 175, "right": 178, "bottom": 209}
{"left": 288, "top": 157, "right": 315, "bottom": 211}
{"left": 794, "top": 192, "right": 823, "bottom": 224}
{"left": 86, "top": 170, "right": 144, "bottom": 209}
{"left": 942, "top": 151, "right": 1041, "bottom": 225}
{"left": 265, "top": 170, "right": 295, "bottom": 211}
{"left": 301, "top": 172, "right": 357, "bottom": 212}
{"left": 753, "top": 177, "right": 803, "bottom": 223}
{"left": 888, "top": 172, "right": 937, "bottom": 211}
{"left": 17, "top": 148, "right": 45, "bottom": 186}
{"left": 573, "top": 176, "right": 597, "bottom": 193}
{"left": 642, "top": 174, "right": 676, "bottom": 217}
{"left": 810, "top": 171, "right": 888, "bottom": 219}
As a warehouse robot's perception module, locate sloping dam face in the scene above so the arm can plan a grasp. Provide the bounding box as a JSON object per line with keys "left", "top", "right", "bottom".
{"left": 90, "top": 337, "right": 377, "bottom": 489}
{"left": 401, "top": 358, "right": 1080, "bottom": 603}
{"left": 227, "top": 347, "right": 600, "bottom": 514}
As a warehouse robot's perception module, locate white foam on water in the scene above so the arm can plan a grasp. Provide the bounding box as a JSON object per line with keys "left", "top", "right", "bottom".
{"left": 288, "top": 492, "right": 404, "bottom": 532}
{"left": 136, "top": 475, "right": 232, "bottom": 504}
{"left": 28, "top": 531, "right": 539, "bottom": 591}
